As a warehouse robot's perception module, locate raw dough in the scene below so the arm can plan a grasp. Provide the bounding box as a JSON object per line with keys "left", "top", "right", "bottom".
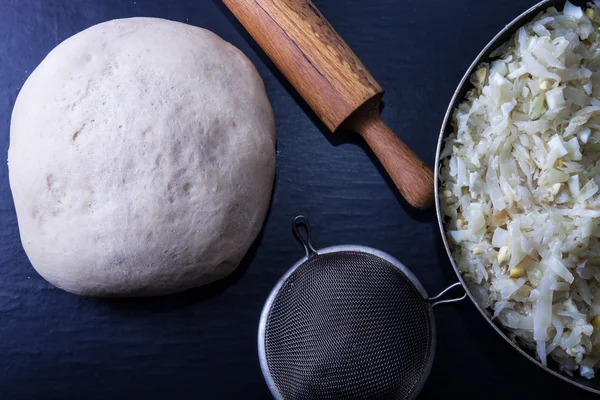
{"left": 8, "top": 18, "right": 276, "bottom": 297}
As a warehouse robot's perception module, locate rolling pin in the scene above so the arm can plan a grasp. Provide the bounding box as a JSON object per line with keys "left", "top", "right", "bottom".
{"left": 222, "top": 0, "right": 434, "bottom": 209}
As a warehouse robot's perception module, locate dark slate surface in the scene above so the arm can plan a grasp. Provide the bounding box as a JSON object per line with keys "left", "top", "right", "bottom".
{"left": 1, "top": 0, "right": 598, "bottom": 398}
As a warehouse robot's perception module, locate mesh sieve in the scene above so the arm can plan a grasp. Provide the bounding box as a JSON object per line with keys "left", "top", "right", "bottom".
{"left": 258, "top": 216, "right": 464, "bottom": 400}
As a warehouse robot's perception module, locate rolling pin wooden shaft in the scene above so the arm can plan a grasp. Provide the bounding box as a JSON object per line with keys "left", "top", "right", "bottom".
{"left": 223, "top": 0, "right": 434, "bottom": 209}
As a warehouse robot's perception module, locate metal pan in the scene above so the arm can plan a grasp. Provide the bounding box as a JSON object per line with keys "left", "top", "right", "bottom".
{"left": 434, "top": 0, "right": 600, "bottom": 394}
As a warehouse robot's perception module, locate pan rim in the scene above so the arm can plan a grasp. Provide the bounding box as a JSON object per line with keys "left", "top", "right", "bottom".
{"left": 433, "top": 0, "right": 600, "bottom": 394}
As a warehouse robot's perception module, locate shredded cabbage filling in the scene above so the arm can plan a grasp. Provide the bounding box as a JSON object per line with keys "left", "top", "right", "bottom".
{"left": 440, "top": 1, "right": 600, "bottom": 379}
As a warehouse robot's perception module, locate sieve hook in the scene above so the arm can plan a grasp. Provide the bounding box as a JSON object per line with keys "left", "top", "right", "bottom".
{"left": 429, "top": 282, "right": 466, "bottom": 308}
{"left": 292, "top": 215, "right": 317, "bottom": 257}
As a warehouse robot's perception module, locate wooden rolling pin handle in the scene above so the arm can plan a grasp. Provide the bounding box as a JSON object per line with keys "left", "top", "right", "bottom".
{"left": 222, "top": 0, "right": 435, "bottom": 209}
{"left": 345, "top": 101, "right": 435, "bottom": 210}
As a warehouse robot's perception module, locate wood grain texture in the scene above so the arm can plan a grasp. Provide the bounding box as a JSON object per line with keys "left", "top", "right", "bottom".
{"left": 344, "top": 99, "right": 435, "bottom": 209}
{"left": 222, "top": 0, "right": 382, "bottom": 131}
{"left": 0, "top": 0, "right": 596, "bottom": 399}
{"left": 223, "top": 0, "right": 434, "bottom": 209}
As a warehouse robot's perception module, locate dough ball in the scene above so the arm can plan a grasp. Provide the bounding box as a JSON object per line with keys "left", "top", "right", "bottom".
{"left": 8, "top": 18, "right": 276, "bottom": 297}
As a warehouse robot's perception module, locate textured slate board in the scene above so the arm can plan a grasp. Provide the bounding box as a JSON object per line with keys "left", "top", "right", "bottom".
{"left": 0, "top": 0, "right": 597, "bottom": 398}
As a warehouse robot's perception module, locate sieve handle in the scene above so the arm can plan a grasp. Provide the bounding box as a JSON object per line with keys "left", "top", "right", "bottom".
{"left": 429, "top": 282, "right": 466, "bottom": 308}
{"left": 293, "top": 215, "right": 317, "bottom": 257}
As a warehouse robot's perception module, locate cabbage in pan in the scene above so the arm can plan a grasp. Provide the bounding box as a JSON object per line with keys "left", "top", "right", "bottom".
{"left": 440, "top": 1, "right": 600, "bottom": 379}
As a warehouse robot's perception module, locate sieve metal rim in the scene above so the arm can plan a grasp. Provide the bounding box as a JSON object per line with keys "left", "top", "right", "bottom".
{"left": 257, "top": 243, "right": 437, "bottom": 400}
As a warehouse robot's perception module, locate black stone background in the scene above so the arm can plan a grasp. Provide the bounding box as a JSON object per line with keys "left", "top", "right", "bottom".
{"left": 0, "top": 0, "right": 597, "bottom": 398}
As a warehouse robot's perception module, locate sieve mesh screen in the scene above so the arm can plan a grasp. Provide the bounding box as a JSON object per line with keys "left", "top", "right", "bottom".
{"left": 263, "top": 251, "right": 434, "bottom": 400}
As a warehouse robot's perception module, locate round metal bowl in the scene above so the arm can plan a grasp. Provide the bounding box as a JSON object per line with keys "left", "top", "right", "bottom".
{"left": 434, "top": 0, "right": 600, "bottom": 395}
